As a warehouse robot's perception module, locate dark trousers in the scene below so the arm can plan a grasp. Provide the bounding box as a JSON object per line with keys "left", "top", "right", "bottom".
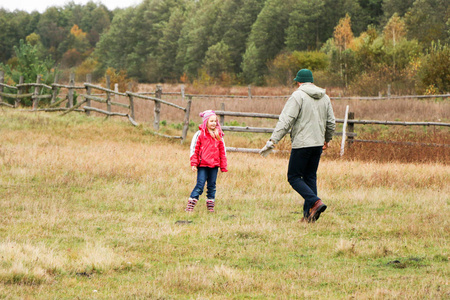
{"left": 287, "top": 146, "right": 322, "bottom": 217}
{"left": 190, "top": 167, "right": 219, "bottom": 200}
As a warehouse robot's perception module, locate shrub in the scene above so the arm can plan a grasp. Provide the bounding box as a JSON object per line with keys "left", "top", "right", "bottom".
{"left": 266, "top": 51, "right": 328, "bottom": 86}
{"left": 101, "top": 67, "right": 134, "bottom": 93}
{"left": 417, "top": 42, "right": 450, "bottom": 94}
{"left": 75, "top": 58, "right": 99, "bottom": 82}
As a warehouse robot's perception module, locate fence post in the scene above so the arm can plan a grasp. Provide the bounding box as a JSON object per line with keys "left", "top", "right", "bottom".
{"left": 248, "top": 85, "right": 252, "bottom": 100}
{"left": 340, "top": 105, "right": 349, "bottom": 157}
{"left": 51, "top": 73, "right": 58, "bottom": 104}
{"left": 387, "top": 84, "right": 391, "bottom": 100}
{"left": 220, "top": 102, "right": 225, "bottom": 126}
{"left": 68, "top": 73, "right": 75, "bottom": 108}
{"left": 347, "top": 112, "right": 354, "bottom": 147}
{"left": 114, "top": 83, "right": 119, "bottom": 102}
{"left": 128, "top": 82, "right": 135, "bottom": 120}
{"left": 181, "top": 96, "right": 192, "bottom": 143}
{"left": 15, "top": 76, "right": 24, "bottom": 108}
{"left": 106, "top": 75, "right": 111, "bottom": 112}
{"left": 85, "top": 74, "right": 92, "bottom": 116}
{"left": 0, "top": 71, "right": 4, "bottom": 104}
{"left": 154, "top": 85, "right": 162, "bottom": 130}
{"left": 181, "top": 84, "right": 185, "bottom": 102}
{"left": 32, "top": 75, "right": 41, "bottom": 110}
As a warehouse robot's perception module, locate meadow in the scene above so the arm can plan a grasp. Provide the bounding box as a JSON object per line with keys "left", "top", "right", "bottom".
{"left": 0, "top": 107, "right": 448, "bottom": 299}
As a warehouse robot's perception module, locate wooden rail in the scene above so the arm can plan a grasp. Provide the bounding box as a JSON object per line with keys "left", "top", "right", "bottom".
{"left": 84, "top": 83, "right": 127, "bottom": 96}
{"left": 126, "top": 91, "right": 186, "bottom": 111}
{"left": 52, "top": 83, "right": 86, "bottom": 89}
{"left": 17, "top": 83, "right": 52, "bottom": 90}
{"left": 0, "top": 83, "right": 18, "bottom": 90}
{"left": 215, "top": 110, "right": 279, "bottom": 119}
{"left": 337, "top": 119, "right": 450, "bottom": 127}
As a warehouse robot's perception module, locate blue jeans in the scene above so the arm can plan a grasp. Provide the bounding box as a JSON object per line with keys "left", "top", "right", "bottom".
{"left": 190, "top": 167, "right": 219, "bottom": 200}
{"left": 287, "top": 147, "right": 322, "bottom": 217}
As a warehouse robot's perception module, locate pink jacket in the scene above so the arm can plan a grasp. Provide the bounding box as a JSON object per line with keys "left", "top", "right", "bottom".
{"left": 190, "top": 129, "right": 228, "bottom": 172}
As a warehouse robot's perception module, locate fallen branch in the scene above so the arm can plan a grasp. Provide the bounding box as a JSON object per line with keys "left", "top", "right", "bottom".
{"left": 0, "top": 102, "right": 14, "bottom": 108}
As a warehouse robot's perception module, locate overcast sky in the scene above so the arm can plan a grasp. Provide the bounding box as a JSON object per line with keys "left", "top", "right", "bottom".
{"left": 0, "top": 0, "right": 141, "bottom": 13}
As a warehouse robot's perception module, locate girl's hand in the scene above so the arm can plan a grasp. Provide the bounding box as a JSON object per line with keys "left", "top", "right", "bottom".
{"left": 191, "top": 166, "right": 197, "bottom": 172}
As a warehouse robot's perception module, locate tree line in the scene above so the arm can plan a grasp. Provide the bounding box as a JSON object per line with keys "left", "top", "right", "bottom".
{"left": 0, "top": 0, "right": 448, "bottom": 95}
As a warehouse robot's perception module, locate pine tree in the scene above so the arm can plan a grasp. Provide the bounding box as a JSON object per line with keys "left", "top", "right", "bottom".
{"left": 242, "top": 0, "right": 295, "bottom": 84}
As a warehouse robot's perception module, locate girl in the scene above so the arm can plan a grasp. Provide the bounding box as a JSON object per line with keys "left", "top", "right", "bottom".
{"left": 186, "top": 110, "right": 227, "bottom": 212}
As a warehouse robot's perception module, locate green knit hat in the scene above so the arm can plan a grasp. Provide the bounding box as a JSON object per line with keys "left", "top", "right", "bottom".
{"left": 294, "top": 69, "right": 314, "bottom": 83}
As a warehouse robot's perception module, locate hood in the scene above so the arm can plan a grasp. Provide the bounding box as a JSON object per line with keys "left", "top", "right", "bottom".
{"left": 299, "top": 83, "right": 326, "bottom": 99}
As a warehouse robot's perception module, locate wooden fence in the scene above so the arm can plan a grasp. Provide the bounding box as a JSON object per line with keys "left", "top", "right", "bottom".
{"left": 0, "top": 71, "right": 449, "bottom": 151}
{"left": 215, "top": 107, "right": 450, "bottom": 153}
{"left": 0, "top": 72, "right": 192, "bottom": 142}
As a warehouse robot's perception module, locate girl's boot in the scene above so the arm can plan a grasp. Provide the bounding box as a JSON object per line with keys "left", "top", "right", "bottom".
{"left": 185, "top": 198, "right": 198, "bottom": 212}
{"left": 206, "top": 199, "right": 215, "bottom": 212}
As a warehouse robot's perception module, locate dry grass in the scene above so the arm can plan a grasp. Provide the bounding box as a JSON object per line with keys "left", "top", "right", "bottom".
{"left": 0, "top": 109, "right": 448, "bottom": 299}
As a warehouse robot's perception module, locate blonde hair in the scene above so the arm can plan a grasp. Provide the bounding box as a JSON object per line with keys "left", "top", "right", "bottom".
{"left": 208, "top": 128, "right": 221, "bottom": 140}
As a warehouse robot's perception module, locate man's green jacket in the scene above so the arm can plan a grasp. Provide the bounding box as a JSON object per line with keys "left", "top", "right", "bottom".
{"left": 270, "top": 83, "right": 336, "bottom": 149}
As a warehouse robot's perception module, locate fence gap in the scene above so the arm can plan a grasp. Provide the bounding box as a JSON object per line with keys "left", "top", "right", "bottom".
{"left": 15, "top": 76, "right": 24, "bottom": 108}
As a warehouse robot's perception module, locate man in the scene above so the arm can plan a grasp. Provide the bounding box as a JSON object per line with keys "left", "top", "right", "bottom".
{"left": 260, "top": 69, "right": 336, "bottom": 223}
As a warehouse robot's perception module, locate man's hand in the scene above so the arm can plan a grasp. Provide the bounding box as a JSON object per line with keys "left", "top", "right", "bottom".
{"left": 191, "top": 166, "right": 197, "bottom": 172}
{"left": 259, "top": 140, "right": 275, "bottom": 157}
{"left": 323, "top": 142, "right": 329, "bottom": 150}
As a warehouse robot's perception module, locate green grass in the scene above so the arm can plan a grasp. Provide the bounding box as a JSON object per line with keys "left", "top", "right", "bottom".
{"left": 0, "top": 109, "right": 448, "bottom": 299}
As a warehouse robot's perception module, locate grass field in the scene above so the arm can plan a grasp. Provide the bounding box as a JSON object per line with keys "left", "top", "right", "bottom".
{"left": 0, "top": 109, "right": 448, "bottom": 299}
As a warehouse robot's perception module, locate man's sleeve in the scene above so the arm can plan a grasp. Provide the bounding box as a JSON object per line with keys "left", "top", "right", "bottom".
{"left": 270, "top": 94, "right": 301, "bottom": 144}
